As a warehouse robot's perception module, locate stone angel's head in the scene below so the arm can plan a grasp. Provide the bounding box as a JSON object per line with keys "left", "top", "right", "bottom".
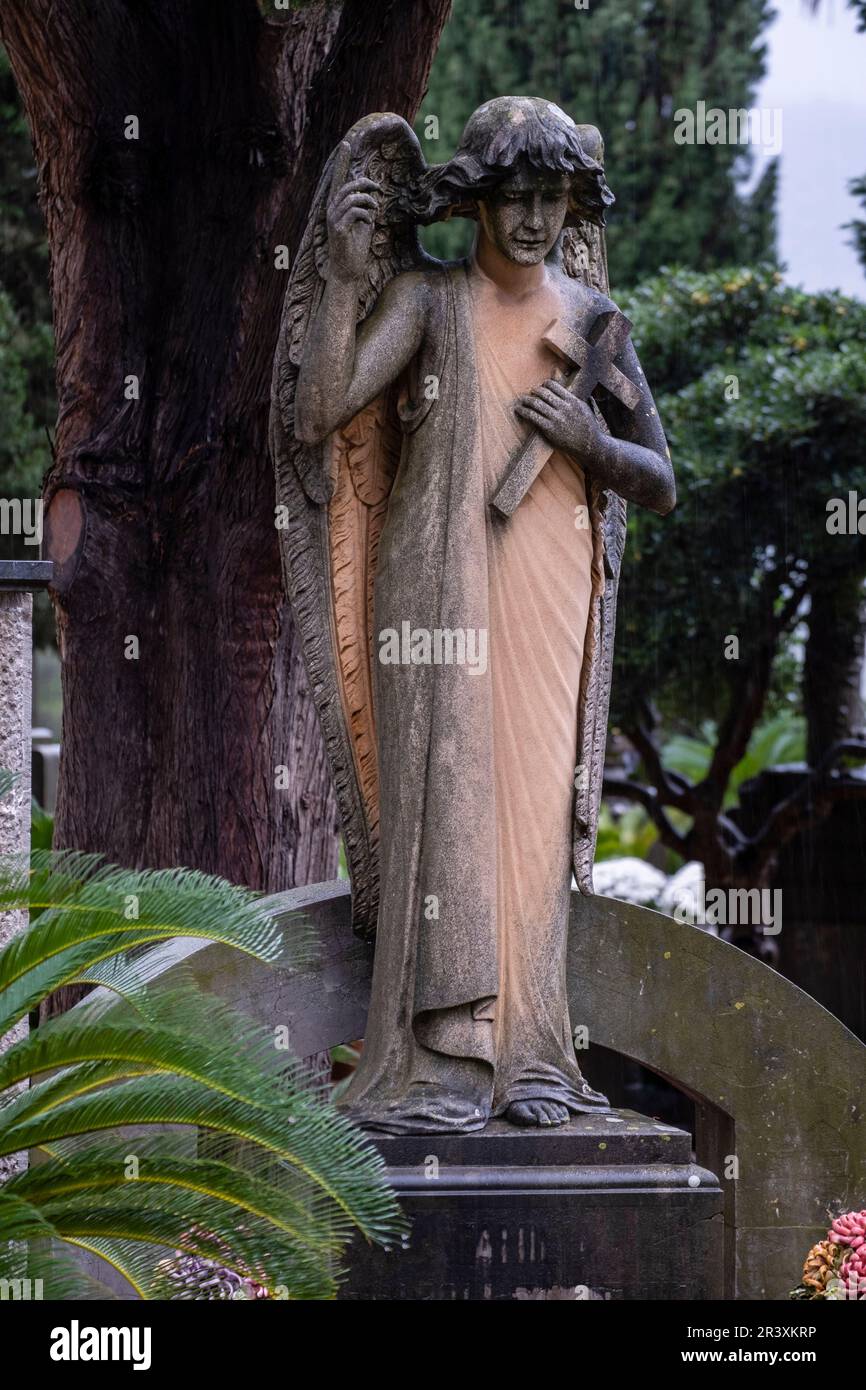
{"left": 419, "top": 96, "right": 613, "bottom": 267}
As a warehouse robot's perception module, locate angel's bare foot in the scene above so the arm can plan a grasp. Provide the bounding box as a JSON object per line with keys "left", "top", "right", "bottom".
{"left": 506, "top": 1099, "right": 570, "bottom": 1127}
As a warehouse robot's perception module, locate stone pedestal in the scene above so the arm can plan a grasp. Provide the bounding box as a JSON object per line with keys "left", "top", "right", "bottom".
{"left": 0, "top": 560, "right": 52, "bottom": 1182}
{"left": 0, "top": 563, "right": 52, "bottom": 960}
{"left": 340, "top": 1109, "right": 723, "bottom": 1301}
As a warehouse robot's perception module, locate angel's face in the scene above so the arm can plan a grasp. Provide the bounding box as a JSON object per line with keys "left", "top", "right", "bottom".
{"left": 478, "top": 165, "right": 571, "bottom": 265}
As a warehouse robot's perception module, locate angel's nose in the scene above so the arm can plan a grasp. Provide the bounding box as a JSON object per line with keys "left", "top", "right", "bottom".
{"left": 523, "top": 194, "right": 544, "bottom": 229}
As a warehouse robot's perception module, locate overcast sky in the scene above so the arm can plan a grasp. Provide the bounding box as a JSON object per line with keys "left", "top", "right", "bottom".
{"left": 754, "top": 0, "right": 866, "bottom": 296}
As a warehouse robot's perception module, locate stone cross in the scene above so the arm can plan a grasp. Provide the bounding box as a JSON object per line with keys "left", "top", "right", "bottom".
{"left": 492, "top": 309, "right": 642, "bottom": 517}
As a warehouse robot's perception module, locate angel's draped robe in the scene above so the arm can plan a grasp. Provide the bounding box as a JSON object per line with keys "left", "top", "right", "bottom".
{"left": 341, "top": 257, "right": 609, "bottom": 1133}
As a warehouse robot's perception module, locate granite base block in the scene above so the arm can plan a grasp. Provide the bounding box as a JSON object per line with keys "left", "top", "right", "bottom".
{"left": 340, "top": 1110, "right": 724, "bottom": 1301}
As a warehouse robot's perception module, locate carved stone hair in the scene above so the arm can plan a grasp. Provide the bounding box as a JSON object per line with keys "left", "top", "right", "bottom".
{"left": 414, "top": 96, "right": 614, "bottom": 228}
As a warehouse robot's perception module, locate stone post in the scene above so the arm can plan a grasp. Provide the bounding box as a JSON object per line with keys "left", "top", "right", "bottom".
{"left": 0, "top": 560, "right": 52, "bottom": 1180}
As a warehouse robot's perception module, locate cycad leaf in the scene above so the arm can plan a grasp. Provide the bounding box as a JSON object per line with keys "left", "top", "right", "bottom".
{"left": 0, "top": 993, "right": 288, "bottom": 1107}
{"left": 2, "top": 1075, "right": 402, "bottom": 1246}
{"left": 7, "top": 1148, "right": 344, "bottom": 1297}
{"left": 0, "top": 855, "right": 314, "bottom": 1034}
{"left": 0, "top": 852, "right": 402, "bottom": 1299}
{"left": 0, "top": 1204, "right": 119, "bottom": 1300}
{"left": 43, "top": 1204, "right": 333, "bottom": 1300}
{"left": 10, "top": 1148, "right": 331, "bottom": 1250}
{"left": 0, "top": 1189, "right": 58, "bottom": 1246}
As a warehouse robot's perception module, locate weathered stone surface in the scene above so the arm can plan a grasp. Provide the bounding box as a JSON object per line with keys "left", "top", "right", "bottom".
{"left": 272, "top": 98, "right": 675, "bottom": 1135}
{"left": 366, "top": 1109, "right": 692, "bottom": 1167}
{"left": 0, "top": 560, "right": 52, "bottom": 590}
{"left": 0, "top": 590, "right": 32, "bottom": 960}
{"left": 339, "top": 1111, "right": 723, "bottom": 1301}
{"left": 0, "top": 588, "right": 33, "bottom": 1179}
{"left": 567, "top": 892, "right": 866, "bottom": 1301}
{"left": 79, "top": 879, "right": 866, "bottom": 1298}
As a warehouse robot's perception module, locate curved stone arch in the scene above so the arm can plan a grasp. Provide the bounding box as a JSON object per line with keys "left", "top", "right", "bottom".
{"left": 567, "top": 893, "right": 866, "bottom": 1300}
{"left": 123, "top": 880, "right": 865, "bottom": 1300}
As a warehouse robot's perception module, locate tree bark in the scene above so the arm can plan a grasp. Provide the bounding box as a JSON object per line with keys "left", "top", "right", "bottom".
{"left": 1, "top": 1, "right": 451, "bottom": 901}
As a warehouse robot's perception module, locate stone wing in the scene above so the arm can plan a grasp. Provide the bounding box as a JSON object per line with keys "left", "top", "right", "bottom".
{"left": 270, "top": 115, "right": 430, "bottom": 941}
{"left": 562, "top": 126, "right": 629, "bottom": 893}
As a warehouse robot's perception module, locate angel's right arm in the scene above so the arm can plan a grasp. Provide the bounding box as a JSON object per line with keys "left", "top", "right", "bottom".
{"left": 294, "top": 271, "right": 430, "bottom": 446}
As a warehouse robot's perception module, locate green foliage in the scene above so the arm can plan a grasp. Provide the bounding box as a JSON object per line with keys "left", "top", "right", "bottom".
{"left": 30, "top": 797, "right": 53, "bottom": 853}
{"left": 0, "top": 286, "right": 48, "bottom": 498}
{"left": 0, "top": 852, "right": 403, "bottom": 1298}
{"left": 330, "top": 1043, "right": 362, "bottom": 1102}
{"left": 594, "top": 802, "right": 659, "bottom": 862}
{"left": 0, "top": 44, "right": 53, "bottom": 504}
{"left": 0, "top": 45, "right": 49, "bottom": 328}
{"left": 662, "top": 710, "right": 806, "bottom": 808}
{"left": 600, "top": 708, "right": 805, "bottom": 862}
{"left": 419, "top": 0, "right": 777, "bottom": 283}
{"left": 849, "top": 0, "right": 866, "bottom": 30}
{"left": 844, "top": 174, "right": 866, "bottom": 274}
{"left": 28, "top": 798, "right": 54, "bottom": 926}
{"left": 612, "top": 265, "right": 866, "bottom": 730}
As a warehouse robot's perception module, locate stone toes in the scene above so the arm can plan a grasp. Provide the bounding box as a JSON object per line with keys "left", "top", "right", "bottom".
{"left": 507, "top": 1099, "right": 571, "bottom": 1127}
{"left": 542, "top": 1101, "right": 567, "bottom": 1125}
{"left": 506, "top": 1102, "right": 532, "bottom": 1126}
{"left": 540, "top": 1101, "right": 566, "bottom": 1126}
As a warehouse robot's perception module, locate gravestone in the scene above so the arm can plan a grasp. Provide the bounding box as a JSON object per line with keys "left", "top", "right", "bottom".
{"left": 93, "top": 878, "right": 865, "bottom": 1299}
{"left": 339, "top": 1112, "right": 723, "bottom": 1300}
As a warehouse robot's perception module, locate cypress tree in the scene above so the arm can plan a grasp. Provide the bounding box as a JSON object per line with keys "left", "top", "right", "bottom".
{"left": 419, "top": 0, "right": 778, "bottom": 284}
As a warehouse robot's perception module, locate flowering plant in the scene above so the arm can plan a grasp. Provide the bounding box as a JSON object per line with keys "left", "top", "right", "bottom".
{"left": 790, "top": 1211, "right": 866, "bottom": 1300}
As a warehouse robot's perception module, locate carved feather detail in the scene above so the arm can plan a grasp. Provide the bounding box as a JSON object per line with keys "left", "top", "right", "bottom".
{"left": 271, "top": 114, "right": 427, "bottom": 941}
{"left": 562, "top": 209, "right": 628, "bottom": 893}
{"left": 327, "top": 389, "right": 402, "bottom": 886}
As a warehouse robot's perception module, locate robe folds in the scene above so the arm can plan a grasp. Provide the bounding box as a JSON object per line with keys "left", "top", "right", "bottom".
{"left": 340, "top": 259, "right": 617, "bottom": 1134}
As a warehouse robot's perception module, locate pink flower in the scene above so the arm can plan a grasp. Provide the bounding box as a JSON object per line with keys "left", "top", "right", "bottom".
{"left": 830, "top": 1216, "right": 866, "bottom": 1300}
{"left": 829, "top": 1209, "right": 866, "bottom": 1249}
{"left": 839, "top": 1257, "right": 866, "bottom": 1300}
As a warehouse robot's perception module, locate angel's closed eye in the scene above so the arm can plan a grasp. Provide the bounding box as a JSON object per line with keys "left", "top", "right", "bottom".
{"left": 500, "top": 188, "right": 564, "bottom": 204}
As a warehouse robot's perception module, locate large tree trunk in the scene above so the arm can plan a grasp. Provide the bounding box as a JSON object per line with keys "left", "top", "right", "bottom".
{"left": 1, "top": 1, "right": 451, "bottom": 899}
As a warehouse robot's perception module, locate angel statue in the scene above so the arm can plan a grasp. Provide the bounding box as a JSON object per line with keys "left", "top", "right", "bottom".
{"left": 270, "top": 96, "right": 674, "bottom": 1135}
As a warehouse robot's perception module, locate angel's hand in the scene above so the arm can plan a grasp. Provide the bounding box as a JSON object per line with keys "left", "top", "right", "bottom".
{"left": 515, "top": 380, "right": 604, "bottom": 462}
{"left": 326, "top": 141, "right": 382, "bottom": 283}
